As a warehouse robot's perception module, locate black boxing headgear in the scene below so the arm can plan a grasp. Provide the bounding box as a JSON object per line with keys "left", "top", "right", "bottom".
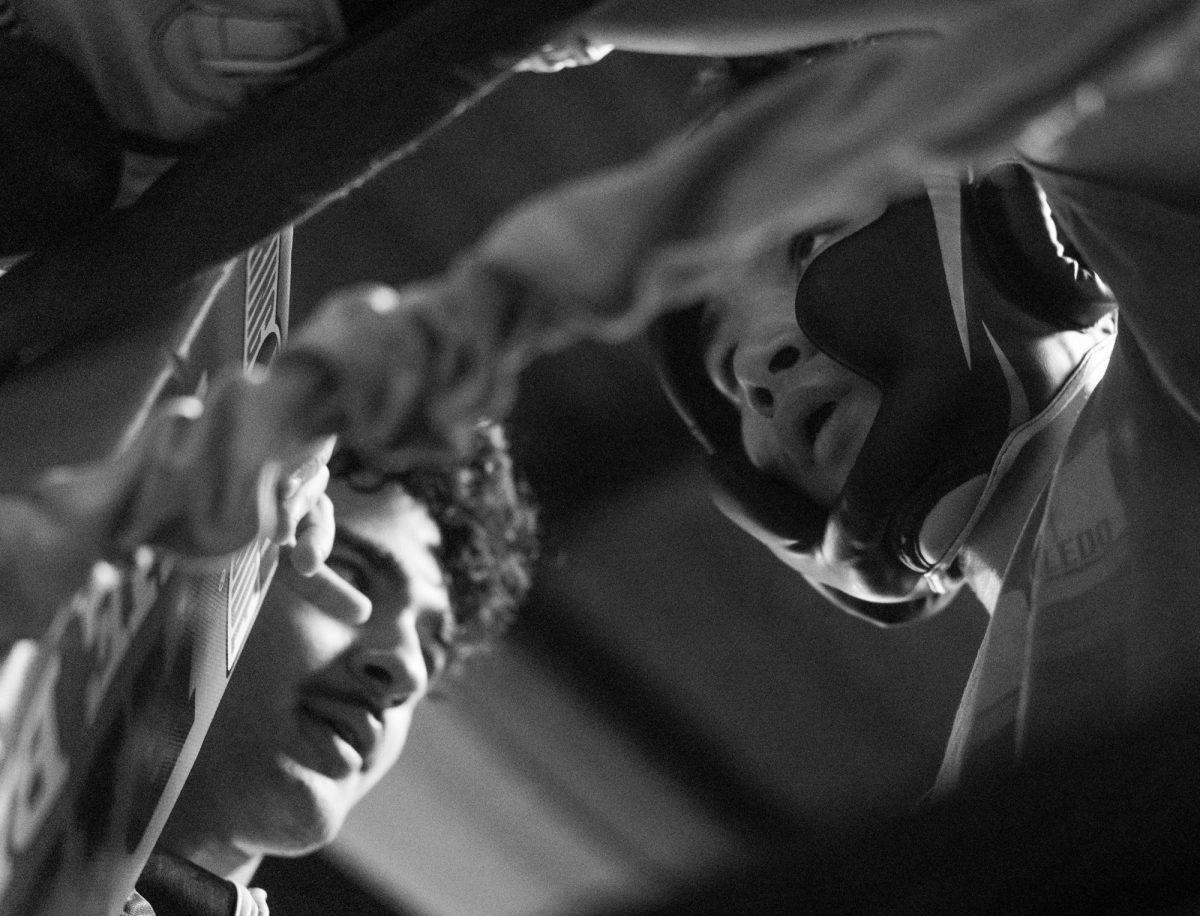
{"left": 654, "top": 165, "right": 1116, "bottom": 625}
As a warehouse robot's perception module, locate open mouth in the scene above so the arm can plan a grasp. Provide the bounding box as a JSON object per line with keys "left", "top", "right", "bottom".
{"left": 301, "top": 697, "right": 377, "bottom": 765}
{"left": 316, "top": 713, "right": 358, "bottom": 751}
{"left": 804, "top": 401, "right": 838, "bottom": 449}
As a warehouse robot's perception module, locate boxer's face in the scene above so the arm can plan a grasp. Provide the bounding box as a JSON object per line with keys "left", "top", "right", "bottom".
{"left": 165, "top": 481, "right": 452, "bottom": 858}
{"left": 700, "top": 228, "right": 882, "bottom": 508}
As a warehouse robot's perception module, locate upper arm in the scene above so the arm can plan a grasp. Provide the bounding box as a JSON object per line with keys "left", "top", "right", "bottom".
{"left": 575, "top": 0, "right": 987, "bottom": 57}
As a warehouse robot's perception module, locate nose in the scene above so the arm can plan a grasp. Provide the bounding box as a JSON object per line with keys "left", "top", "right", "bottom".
{"left": 346, "top": 613, "right": 426, "bottom": 709}
{"left": 732, "top": 329, "right": 811, "bottom": 419}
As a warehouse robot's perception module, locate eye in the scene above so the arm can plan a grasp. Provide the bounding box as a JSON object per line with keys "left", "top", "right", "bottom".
{"left": 788, "top": 223, "right": 847, "bottom": 276}
{"left": 788, "top": 232, "right": 817, "bottom": 270}
{"left": 326, "top": 554, "right": 372, "bottom": 596}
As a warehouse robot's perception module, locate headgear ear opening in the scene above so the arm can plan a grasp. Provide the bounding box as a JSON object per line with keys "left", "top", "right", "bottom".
{"left": 964, "top": 163, "right": 1115, "bottom": 330}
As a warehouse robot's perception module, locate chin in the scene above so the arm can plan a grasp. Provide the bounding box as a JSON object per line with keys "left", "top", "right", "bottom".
{"left": 261, "top": 823, "right": 341, "bottom": 859}
{"left": 255, "top": 761, "right": 356, "bottom": 856}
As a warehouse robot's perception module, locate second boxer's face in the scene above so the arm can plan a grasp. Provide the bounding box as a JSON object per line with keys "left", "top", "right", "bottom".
{"left": 166, "top": 480, "right": 453, "bottom": 859}
{"left": 701, "top": 230, "right": 882, "bottom": 508}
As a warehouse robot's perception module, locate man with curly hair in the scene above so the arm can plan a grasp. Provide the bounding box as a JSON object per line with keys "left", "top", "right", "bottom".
{"left": 129, "top": 422, "right": 536, "bottom": 915}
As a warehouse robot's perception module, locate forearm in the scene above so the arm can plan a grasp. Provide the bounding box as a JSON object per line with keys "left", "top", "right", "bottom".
{"left": 273, "top": 269, "right": 558, "bottom": 471}
{"left": 575, "top": 0, "right": 987, "bottom": 56}
{"left": 270, "top": 0, "right": 1200, "bottom": 474}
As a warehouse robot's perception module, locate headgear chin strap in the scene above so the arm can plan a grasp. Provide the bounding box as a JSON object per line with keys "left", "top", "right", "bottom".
{"left": 654, "top": 165, "right": 1116, "bottom": 625}
{"left": 707, "top": 451, "right": 960, "bottom": 624}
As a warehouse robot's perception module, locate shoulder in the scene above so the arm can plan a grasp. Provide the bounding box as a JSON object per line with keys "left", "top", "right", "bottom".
{"left": 1025, "top": 161, "right": 1200, "bottom": 317}
{"left": 1028, "top": 162, "right": 1200, "bottom": 420}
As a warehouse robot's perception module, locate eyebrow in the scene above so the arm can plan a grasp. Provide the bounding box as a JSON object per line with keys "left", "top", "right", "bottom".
{"left": 333, "top": 527, "right": 408, "bottom": 592}
{"left": 332, "top": 527, "right": 454, "bottom": 633}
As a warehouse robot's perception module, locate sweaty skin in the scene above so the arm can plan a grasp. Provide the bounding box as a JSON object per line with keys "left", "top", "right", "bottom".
{"left": 575, "top": 0, "right": 989, "bottom": 57}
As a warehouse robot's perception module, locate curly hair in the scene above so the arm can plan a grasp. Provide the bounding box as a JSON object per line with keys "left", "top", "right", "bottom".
{"left": 328, "top": 422, "right": 537, "bottom": 666}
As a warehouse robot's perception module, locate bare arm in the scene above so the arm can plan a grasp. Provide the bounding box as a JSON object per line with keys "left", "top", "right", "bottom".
{"left": 163, "top": 2, "right": 1200, "bottom": 532}
{"left": 575, "top": 0, "right": 990, "bottom": 56}
{"left": 578, "top": 0, "right": 1200, "bottom": 219}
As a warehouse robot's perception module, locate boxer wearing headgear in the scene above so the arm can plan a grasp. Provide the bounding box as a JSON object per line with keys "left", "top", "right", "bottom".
{"left": 654, "top": 164, "right": 1116, "bottom": 624}
{"left": 265, "top": 4, "right": 1200, "bottom": 798}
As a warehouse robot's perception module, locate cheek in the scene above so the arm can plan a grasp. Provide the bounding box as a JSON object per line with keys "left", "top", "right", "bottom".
{"left": 260, "top": 587, "right": 354, "bottom": 662}
{"left": 224, "top": 594, "right": 351, "bottom": 714}
{"left": 741, "top": 410, "right": 838, "bottom": 506}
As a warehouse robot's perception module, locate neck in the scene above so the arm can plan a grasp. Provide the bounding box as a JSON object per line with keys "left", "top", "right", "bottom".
{"left": 156, "top": 820, "right": 263, "bottom": 885}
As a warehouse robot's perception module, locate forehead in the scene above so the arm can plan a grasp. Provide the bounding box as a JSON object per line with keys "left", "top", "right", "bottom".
{"left": 327, "top": 478, "right": 443, "bottom": 580}
{"left": 701, "top": 212, "right": 887, "bottom": 339}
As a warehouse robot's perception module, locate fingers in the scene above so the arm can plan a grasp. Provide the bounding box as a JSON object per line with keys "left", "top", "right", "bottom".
{"left": 308, "top": 434, "right": 337, "bottom": 468}
{"left": 275, "top": 436, "right": 337, "bottom": 574}
{"left": 249, "top": 887, "right": 270, "bottom": 916}
{"left": 272, "top": 449, "right": 331, "bottom": 547}
{"left": 277, "top": 561, "right": 371, "bottom": 625}
{"left": 289, "top": 492, "right": 334, "bottom": 575}
{"left": 278, "top": 435, "right": 335, "bottom": 504}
